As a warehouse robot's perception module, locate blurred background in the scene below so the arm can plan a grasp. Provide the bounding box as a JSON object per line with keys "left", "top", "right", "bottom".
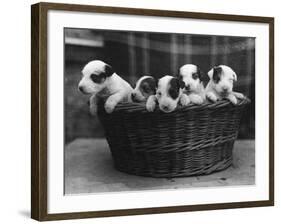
{"left": 64, "top": 28, "right": 255, "bottom": 144}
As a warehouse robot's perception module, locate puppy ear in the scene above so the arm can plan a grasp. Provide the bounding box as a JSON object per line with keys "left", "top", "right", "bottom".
{"left": 207, "top": 68, "right": 214, "bottom": 79}
{"left": 104, "top": 64, "right": 114, "bottom": 77}
{"left": 150, "top": 78, "right": 157, "bottom": 94}
{"left": 197, "top": 67, "right": 203, "bottom": 82}
{"left": 179, "top": 78, "right": 185, "bottom": 89}
{"left": 212, "top": 66, "right": 222, "bottom": 83}
{"left": 213, "top": 66, "right": 222, "bottom": 75}
{"left": 177, "top": 68, "right": 182, "bottom": 79}
{"left": 232, "top": 72, "right": 237, "bottom": 82}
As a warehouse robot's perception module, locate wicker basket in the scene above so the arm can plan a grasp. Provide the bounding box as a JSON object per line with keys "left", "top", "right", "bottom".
{"left": 97, "top": 98, "right": 250, "bottom": 178}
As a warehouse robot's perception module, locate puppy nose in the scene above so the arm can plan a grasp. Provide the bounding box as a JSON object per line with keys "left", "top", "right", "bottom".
{"left": 185, "top": 84, "right": 190, "bottom": 91}
{"left": 222, "top": 87, "right": 228, "bottom": 92}
{"left": 79, "top": 86, "right": 84, "bottom": 93}
{"left": 131, "top": 93, "right": 136, "bottom": 100}
{"left": 162, "top": 105, "right": 169, "bottom": 111}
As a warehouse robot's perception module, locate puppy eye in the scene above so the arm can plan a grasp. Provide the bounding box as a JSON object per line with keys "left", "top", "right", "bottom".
{"left": 90, "top": 74, "right": 102, "bottom": 83}
{"left": 157, "top": 92, "right": 162, "bottom": 97}
{"left": 192, "top": 73, "right": 199, "bottom": 79}
{"left": 142, "top": 85, "right": 150, "bottom": 93}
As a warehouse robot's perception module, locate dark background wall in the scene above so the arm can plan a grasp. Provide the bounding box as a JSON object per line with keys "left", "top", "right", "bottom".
{"left": 64, "top": 28, "right": 255, "bottom": 144}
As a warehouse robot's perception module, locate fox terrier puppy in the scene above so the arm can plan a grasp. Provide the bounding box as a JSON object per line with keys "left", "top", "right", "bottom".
{"left": 146, "top": 75, "right": 187, "bottom": 113}
{"left": 205, "top": 65, "right": 245, "bottom": 105}
{"left": 131, "top": 76, "right": 157, "bottom": 102}
{"left": 179, "top": 64, "right": 205, "bottom": 105}
{"left": 78, "top": 60, "right": 133, "bottom": 114}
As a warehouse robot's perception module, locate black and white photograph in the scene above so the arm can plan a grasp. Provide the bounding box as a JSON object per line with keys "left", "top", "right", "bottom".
{"left": 64, "top": 28, "right": 255, "bottom": 195}
{"left": 30, "top": 3, "right": 274, "bottom": 221}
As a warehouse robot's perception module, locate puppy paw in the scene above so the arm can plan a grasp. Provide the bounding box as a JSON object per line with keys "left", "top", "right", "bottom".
{"left": 146, "top": 96, "right": 156, "bottom": 112}
{"left": 104, "top": 99, "right": 116, "bottom": 114}
{"left": 88, "top": 98, "right": 97, "bottom": 115}
{"left": 206, "top": 92, "right": 218, "bottom": 102}
{"left": 227, "top": 94, "right": 238, "bottom": 105}
{"left": 234, "top": 92, "right": 245, "bottom": 99}
{"left": 190, "top": 94, "right": 204, "bottom": 105}
{"left": 146, "top": 101, "right": 156, "bottom": 112}
{"left": 180, "top": 94, "right": 190, "bottom": 106}
{"left": 89, "top": 105, "right": 97, "bottom": 116}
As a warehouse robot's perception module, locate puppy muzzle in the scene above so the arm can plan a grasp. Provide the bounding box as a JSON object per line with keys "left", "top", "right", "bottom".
{"left": 184, "top": 84, "right": 191, "bottom": 93}
{"left": 220, "top": 87, "right": 230, "bottom": 97}
{"left": 131, "top": 93, "right": 137, "bottom": 102}
{"left": 79, "top": 86, "right": 86, "bottom": 94}
{"left": 159, "top": 104, "right": 174, "bottom": 113}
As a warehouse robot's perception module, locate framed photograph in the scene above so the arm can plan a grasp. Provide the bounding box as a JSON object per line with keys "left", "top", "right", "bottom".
{"left": 31, "top": 2, "right": 274, "bottom": 221}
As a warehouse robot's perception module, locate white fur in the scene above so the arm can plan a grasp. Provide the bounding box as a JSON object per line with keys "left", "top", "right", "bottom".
{"left": 146, "top": 75, "right": 184, "bottom": 113}
{"left": 146, "top": 95, "right": 157, "bottom": 112}
{"left": 205, "top": 65, "right": 244, "bottom": 105}
{"left": 78, "top": 60, "right": 133, "bottom": 114}
{"left": 179, "top": 64, "right": 205, "bottom": 105}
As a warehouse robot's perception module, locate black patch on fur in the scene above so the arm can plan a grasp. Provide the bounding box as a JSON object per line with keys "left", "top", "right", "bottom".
{"left": 90, "top": 74, "right": 105, "bottom": 84}
{"left": 192, "top": 72, "right": 199, "bottom": 80}
{"left": 104, "top": 64, "right": 114, "bottom": 77}
{"left": 177, "top": 69, "right": 183, "bottom": 80}
{"left": 213, "top": 66, "right": 222, "bottom": 83}
{"left": 90, "top": 63, "right": 114, "bottom": 83}
{"left": 178, "top": 66, "right": 203, "bottom": 82}
{"left": 140, "top": 77, "right": 156, "bottom": 94}
{"left": 168, "top": 78, "right": 184, "bottom": 99}
{"left": 179, "top": 79, "right": 185, "bottom": 89}
{"left": 197, "top": 67, "right": 203, "bottom": 81}
{"left": 191, "top": 67, "right": 203, "bottom": 81}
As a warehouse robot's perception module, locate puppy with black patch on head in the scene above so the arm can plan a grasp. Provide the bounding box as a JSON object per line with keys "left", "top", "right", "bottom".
{"left": 146, "top": 75, "right": 187, "bottom": 113}
{"left": 179, "top": 64, "right": 205, "bottom": 105}
{"left": 131, "top": 76, "right": 157, "bottom": 102}
{"left": 205, "top": 65, "right": 245, "bottom": 105}
{"left": 78, "top": 60, "right": 133, "bottom": 114}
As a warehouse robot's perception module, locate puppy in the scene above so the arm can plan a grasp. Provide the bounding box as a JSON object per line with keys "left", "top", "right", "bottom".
{"left": 179, "top": 64, "right": 205, "bottom": 105}
{"left": 131, "top": 76, "right": 156, "bottom": 102}
{"left": 78, "top": 60, "right": 133, "bottom": 114}
{"left": 146, "top": 75, "right": 187, "bottom": 113}
{"left": 205, "top": 65, "right": 245, "bottom": 105}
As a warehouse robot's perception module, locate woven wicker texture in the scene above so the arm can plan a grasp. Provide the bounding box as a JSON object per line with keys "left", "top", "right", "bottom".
{"left": 98, "top": 98, "right": 250, "bottom": 177}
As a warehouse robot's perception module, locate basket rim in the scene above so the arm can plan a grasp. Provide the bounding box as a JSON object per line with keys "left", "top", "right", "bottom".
{"left": 99, "top": 97, "right": 251, "bottom": 114}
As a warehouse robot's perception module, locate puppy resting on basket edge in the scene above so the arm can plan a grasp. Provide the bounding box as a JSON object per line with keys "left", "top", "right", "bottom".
{"left": 146, "top": 75, "right": 188, "bottom": 113}
{"left": 131, "top": 76, "right": 157, "bottom": 102}
{"left": 205, "top": 65, "right": 245, "bottom": 105}
{"left": 179, "top": 64, "right": 205, "bottom": 105}
{"left": 78, "top": 60, "right": 133, "bottom": 115}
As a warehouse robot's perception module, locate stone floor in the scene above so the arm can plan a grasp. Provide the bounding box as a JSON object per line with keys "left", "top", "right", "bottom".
{"left": 64, "top": 139, "right": 255, "bottom": 195}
